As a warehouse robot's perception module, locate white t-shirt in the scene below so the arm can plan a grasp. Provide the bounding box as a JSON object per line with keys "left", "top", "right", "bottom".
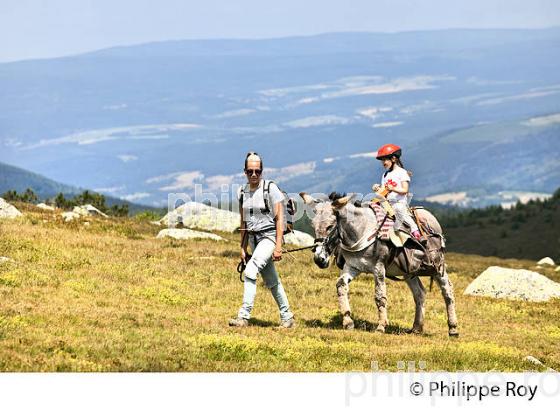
{"left": 381, "top": 166, "right": 411, "bottom": 203}
{"left": 237, "top": 179, "right": 285, "bottom": 235}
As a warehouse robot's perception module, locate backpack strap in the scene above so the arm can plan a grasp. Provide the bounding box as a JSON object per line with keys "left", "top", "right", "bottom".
{"left": 238, "top": 184, "right": 246, "bottom": 211}
{"left": 262, "top": 180, "right": 273, "bottom": 214}
{"left": 240, "top": 182, "right": 273, "bottom": 215}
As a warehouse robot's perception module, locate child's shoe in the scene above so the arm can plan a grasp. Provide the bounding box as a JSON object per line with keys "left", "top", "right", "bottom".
{"left": 411, "top": 230, "right": 422, "bottom": 240}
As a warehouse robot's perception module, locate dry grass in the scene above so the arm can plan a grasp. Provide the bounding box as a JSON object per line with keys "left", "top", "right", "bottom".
{"left": 1, "top": 204, "right": 559, "bottom": 372}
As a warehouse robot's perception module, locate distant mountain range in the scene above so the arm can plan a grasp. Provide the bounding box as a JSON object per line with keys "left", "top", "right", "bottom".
{"left": 1, "top": 28, "right": 559, "bottom": 206}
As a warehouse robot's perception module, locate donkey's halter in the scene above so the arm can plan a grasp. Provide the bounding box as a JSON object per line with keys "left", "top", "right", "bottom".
{"left": 314, "top": 225, "right": 340, "bottom": 255}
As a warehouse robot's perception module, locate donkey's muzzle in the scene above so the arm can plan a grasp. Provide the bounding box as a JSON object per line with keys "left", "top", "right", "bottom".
{"left": 313, "top": 244, "right": 330, "bottom": 269}
{"left": 313, "top": 253, "right": 330, "bottom": 269}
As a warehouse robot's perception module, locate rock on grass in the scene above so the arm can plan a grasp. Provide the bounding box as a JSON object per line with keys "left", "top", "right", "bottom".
{"left": 73, "top": 204, "right": 109, "bottom": 218}
{"left": 157, "top": 228, "right": 224, "bottom": 241}
{"left": 0, "top": 198, "right": 22, "bottom": 219}
{"left": 464, "top": 266, "right": 560, "bottom": 302}
{"left": 524, "top": 355, "right": 557, "bottom": 372}
{"left": 62, "top": 211, "right": 81, "bottom": 222}
{"left": 36, "top": 203, "right": 55, "bottom": 211}
{"left": 159, "top": 202, "right": 239, "bottom": 233}
{"left": 284, "top": 230, "right": 315, "bottom": 247}
{"left": 537, "top": 257, "right": 555, "bottom": 266}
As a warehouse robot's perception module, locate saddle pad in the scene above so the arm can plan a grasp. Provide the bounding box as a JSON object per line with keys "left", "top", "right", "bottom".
{"left": 370, "top": 203, "right": 394, "bottom": 241}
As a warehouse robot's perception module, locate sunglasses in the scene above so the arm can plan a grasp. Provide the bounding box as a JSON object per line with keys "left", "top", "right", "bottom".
{"left": 245, "top": 169, "right": 262, "bottom": 176}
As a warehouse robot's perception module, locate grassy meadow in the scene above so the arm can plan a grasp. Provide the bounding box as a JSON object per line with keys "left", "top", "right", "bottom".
{"left": 1, "top": 203, "right": 559, "bottom": 372}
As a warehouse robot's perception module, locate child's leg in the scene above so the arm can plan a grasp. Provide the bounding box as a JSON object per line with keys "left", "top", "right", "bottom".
{"left": 392, "top": 202, "right": 420, "bottom": 233}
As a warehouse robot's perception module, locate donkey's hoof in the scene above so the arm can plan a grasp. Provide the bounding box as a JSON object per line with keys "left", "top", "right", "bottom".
{"left": 409, "top": 327, "right": 424, "bottom": 335}
{"left": 342, "top": 317, "right": 355, "bottom": 330}
{"left": 375, "top": 325, "right": 386, "bottom": 333}
{"left": 448, "top": 327, "right": 459, "bottom": 337}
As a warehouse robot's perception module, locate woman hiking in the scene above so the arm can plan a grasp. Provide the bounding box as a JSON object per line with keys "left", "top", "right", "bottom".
{"left": 229, "top": 152, "right": 295, "bottom": 328}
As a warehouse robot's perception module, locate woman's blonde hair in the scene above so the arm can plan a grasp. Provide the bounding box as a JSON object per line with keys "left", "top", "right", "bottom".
{"left": 244, "top": 151, "right": 263, "bottom": 170}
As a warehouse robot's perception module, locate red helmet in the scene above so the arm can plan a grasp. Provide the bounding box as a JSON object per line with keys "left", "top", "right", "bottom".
{"left": 376, "top": 143, "right": 402, "bottom": 160}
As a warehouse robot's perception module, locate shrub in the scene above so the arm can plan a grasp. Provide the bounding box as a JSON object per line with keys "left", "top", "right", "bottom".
{"left": 1, "top": 188, "right": 38, "bottom": 204}
{"left": 51, "top": 191, "right": 128, "bottom": 217}
{"left": 134, "top": 211, "right": 161, "bottom": 222}
{"left": 109, "top": 204, "right": 129, "bottom": 217}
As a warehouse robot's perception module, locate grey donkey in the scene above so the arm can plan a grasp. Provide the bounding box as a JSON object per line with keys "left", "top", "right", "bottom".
{"left": 300, "top": 192, "right": 459, "bottom": 337}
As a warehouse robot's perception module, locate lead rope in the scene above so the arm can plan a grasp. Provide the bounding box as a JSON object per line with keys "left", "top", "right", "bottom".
{"left": 237, "top": 226, "right": 250, "bottom": 282}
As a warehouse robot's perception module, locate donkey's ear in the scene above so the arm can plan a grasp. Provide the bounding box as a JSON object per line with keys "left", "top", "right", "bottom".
{"left": 300, "top": 192, "right": 320, "bottom": 205}
{"left": 332, "top": 195, "right": 352, "bottom": 208}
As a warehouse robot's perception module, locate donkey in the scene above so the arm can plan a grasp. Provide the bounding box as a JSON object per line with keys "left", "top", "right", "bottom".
{"left": 300, "top": 192, "right": 459, "bottom": 337}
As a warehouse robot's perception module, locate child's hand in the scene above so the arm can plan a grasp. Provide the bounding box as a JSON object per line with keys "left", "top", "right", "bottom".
{"left": 372, "top": 184, "right": 381, "bottom": 192}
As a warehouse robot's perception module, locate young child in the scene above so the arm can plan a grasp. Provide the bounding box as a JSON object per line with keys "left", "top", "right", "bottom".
{"left": 373, "top": 143, "right": 422, "bottom": 240}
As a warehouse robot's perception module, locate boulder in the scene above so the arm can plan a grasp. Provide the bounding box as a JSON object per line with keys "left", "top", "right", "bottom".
{"left": 37, "top": 203, "right": 55, "bottom": 211}
{"left": 464, "top": 266, "right": 560, "bottom": 302}
{"left": 537, "top": 257, "right": 555, "bottom": 266}
{"left": 524, "top": 355, "right": 543, "bottom": 366}
{"left": 62, "top": 211, "right": 81, "bottom": 222}
{"left": 159, "top": 202, "right": 239, "bottom": 233}
{"left": 0, "top": 198, "right": 22, "bottom": 219}
{"left": 73, "top": 204, "right": 109, "bottom": 218}
{"left": 284, "top": 230, "right": 315, "bottom": 247}
{"left": 524, "top": 356, "right": 556, "bottom": 372}
{"left": 156, "top": 228, "right": 224, "bottom": 241}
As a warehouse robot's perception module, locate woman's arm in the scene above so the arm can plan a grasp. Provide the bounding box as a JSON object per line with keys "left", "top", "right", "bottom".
{"left": 273, "top": 202, "right": 283, "bottom": 261}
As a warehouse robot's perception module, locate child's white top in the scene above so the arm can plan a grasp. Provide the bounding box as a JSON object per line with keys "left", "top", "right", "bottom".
{"left": 381, "top": 165, "right": 411, "bottom": 203}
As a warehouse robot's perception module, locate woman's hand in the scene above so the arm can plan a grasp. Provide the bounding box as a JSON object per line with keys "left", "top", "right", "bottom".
{"left": 273, "top": 247, "right": 282, "bottom": 261}
{"left": 372, "top": 184, "right": 381, "bottom": 192}
{"left": 240, "top": 247, "right": 248, "bottom": 261}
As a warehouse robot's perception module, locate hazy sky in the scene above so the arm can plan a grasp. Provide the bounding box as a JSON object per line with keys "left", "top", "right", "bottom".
{"left": 1, "top": 0, "right": 559, "bottom": 62}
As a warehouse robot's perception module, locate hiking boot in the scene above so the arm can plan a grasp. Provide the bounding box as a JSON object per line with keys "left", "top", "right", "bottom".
{"left": 278, "top": 317, "right": 296, "bottom": 329}
{"left": 228, "top": 317, "right": 249, "bottom": 327}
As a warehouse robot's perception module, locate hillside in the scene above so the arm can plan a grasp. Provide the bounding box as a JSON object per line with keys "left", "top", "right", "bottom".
{"left": 1, "top": 29, "right": 559, "bottom": 206}
{"left": 437, "top": 188, "right": 560, "bottom": 261}
{"left": 0, "top": 161, "right": 156, "bottom": 214}
{"left": 0, "top": 161, "right": 81, "bottom": 198}
{"left": 0, "top": 203, "right": 558, "bottom": 371}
